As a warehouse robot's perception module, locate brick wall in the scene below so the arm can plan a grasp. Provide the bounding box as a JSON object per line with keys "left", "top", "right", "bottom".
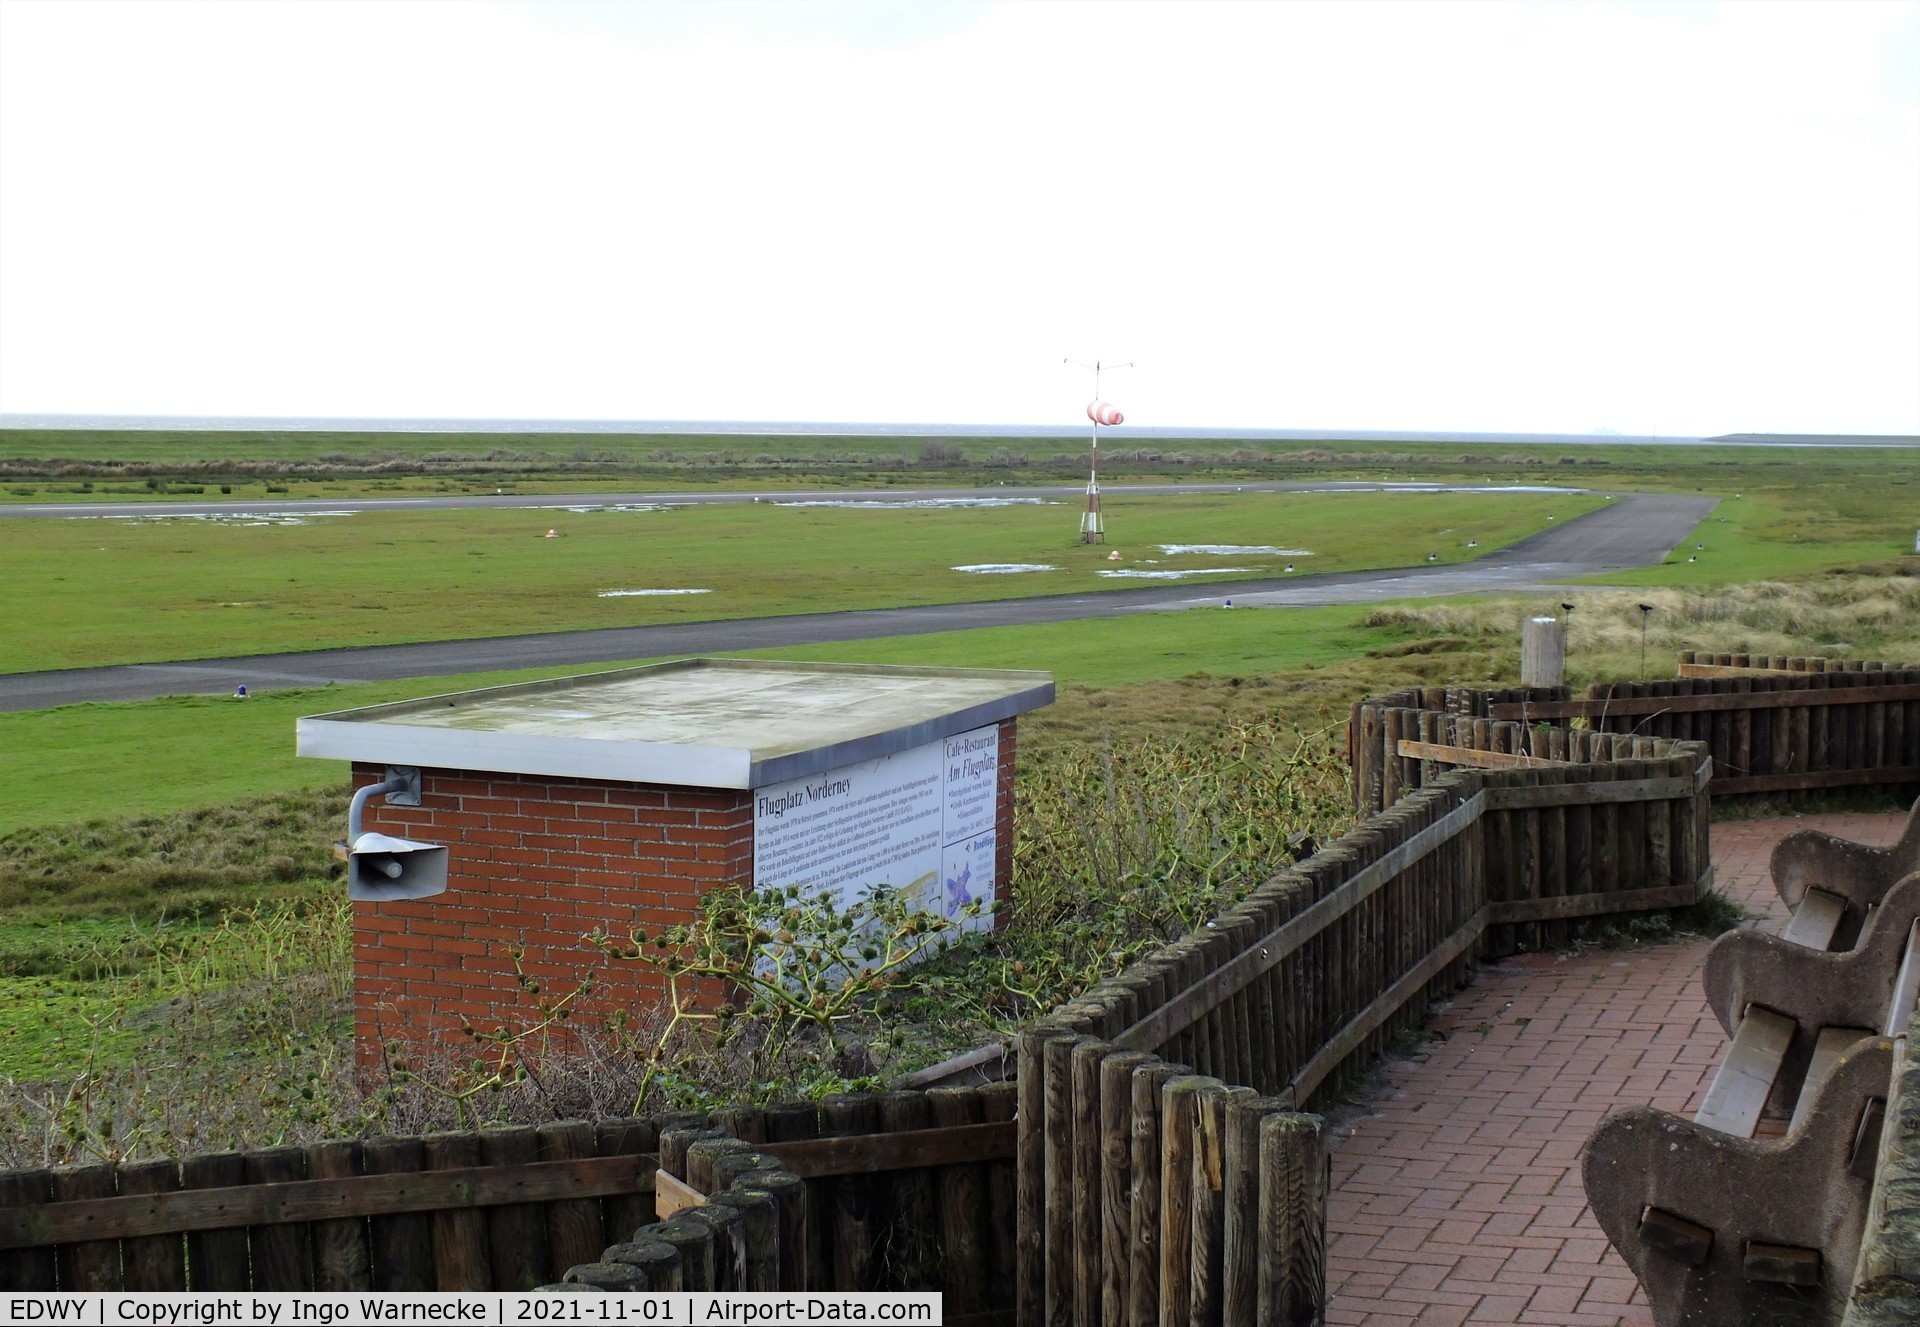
{"left": 350, "top": 765, "right": 752, "bottom": 1065}
{"left": 350, "top": 714, "right": 1022, "bottom": 1065}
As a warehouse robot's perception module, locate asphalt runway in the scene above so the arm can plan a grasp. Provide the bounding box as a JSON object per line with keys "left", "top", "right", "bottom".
{"left": 0, "top": 490, "right": 1713, "bottom": 713}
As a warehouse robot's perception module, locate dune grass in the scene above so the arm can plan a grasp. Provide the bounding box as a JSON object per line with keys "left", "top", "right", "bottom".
{"left": 1357, "top": 570, "right": 1920, "bottom": 685}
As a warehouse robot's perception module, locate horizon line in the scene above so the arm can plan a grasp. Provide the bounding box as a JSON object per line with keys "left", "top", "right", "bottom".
{"left": 2, "top": 413, "right": 1917, "bottom": 447}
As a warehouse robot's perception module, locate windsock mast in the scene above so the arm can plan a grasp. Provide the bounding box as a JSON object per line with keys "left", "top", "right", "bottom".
{"left": 1063, "top": 357, "right": 1131, "bottom": 544}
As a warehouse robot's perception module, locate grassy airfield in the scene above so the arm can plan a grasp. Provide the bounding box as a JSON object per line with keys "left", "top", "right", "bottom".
{"left": 1, "top": 430, "right": 1916, "bottom": 824}
{"left": 0, "top": 488, "right": 1595, "bottom": 672}
{"left": 2, "top": 432, "right": 1918, "bottom": 1137}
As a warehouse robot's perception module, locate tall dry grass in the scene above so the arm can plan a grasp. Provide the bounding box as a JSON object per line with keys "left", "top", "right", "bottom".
{"left": 1360, "top": 573, "right": 1920, "bottom": 683}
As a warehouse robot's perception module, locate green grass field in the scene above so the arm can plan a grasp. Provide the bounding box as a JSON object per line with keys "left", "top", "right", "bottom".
{"left": 1584, "top": 490, "right": 1911, "bottom": 586}
{"left": 0, "top": 602, "right": 1406, "bottom": 830}
{"left": 0, "top": 488, "right": 1596, "bottom": 672}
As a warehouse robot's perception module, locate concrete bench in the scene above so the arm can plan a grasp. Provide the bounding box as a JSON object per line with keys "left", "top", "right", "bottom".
{"left": 1700, "top": 872, "right": 1920, "bottom": 1137}
{"left": 1583, "top": 905, "right": 1920, "bottom": 1326}
{"left": 1772, "top": 797, "right": 1920, "bottom": 944}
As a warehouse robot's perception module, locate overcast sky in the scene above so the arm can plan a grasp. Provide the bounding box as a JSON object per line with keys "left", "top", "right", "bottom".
{"left": 1, "top": 0, "right": 1916, "bottom": 435}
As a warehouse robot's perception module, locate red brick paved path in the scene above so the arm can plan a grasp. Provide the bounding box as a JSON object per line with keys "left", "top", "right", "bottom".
{"left": 1325, "top": 812, "right": 1906, "bottom": 1326}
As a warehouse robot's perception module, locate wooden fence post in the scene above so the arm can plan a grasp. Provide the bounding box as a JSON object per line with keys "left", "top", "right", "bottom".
{"left": 306, "top": 1139, "right": 371, "bottom": 1291}
{"left": 1257, "top": 1113, "right": 1328, "bottom": 1326}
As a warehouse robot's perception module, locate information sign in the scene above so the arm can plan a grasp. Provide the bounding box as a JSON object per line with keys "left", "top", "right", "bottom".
{"left": 753, "top": 724, "right": 999, "bottom": 929}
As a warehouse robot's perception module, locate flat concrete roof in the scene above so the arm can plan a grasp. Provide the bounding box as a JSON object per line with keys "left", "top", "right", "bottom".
{"left": 296, "top": 658, "right": 1054, "bottom": 788}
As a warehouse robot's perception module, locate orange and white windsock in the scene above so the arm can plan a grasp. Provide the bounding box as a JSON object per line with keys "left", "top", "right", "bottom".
{"left": 1087, "top": 400, "right": 1124, "bottom": 426}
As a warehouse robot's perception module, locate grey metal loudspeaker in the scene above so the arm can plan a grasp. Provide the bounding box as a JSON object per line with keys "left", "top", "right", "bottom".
{"left": 348, "top": 830, "right": 449, "bottom": 902}
{"left": 343, "top": 768, "right": 447, "bottom": 901}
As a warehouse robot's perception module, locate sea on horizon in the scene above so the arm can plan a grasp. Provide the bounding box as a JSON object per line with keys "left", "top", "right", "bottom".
{"left": 0, "top": 412, "right": 1713, "bottom": 446}
{"left": 2, "top": 413, "right": 1914, "bottom": 447}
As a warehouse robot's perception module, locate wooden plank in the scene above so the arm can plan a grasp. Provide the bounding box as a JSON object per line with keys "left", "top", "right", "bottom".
{"left": 305, "top": 1139, "right": 371, "bottom": 1292}
{"left": 821, "top": 1094, "right": 879, "bottom": 1296}
{"left": 927, "top": 1088, "right": 990, "bottom": 1316}
{"left": 1490, "top": 681, "right": 1920, "bottom": 720}
{"left": 1694, "top": 1008, "right": 1795, "bottom": 1138}
{"left": 479, "top": 1127, "right": 546, "bottom": 1292}
{"left": 0, "top": 1170, "right": 56, "bottom": 1290}
{"left": 243, "top": 1147, "right": 311, "bottom": 1291}
{"left": 741, "top": 1120, "right": 1015, "bottom": 1182}
{"left": 761, "top": 1101, "right": 827, "bottom": 1296}
{"left": 1781, "top": 890, "right": 1847, "bottom": 950}
{"left": 596, "top": 1120, "right": 658, "bottom": 1252}
{"left": 1393, "top": 740, "right": 1566, "bottom": 770}
{"left": 1113, "top": 793, "right": 1488, "bottom": 1055}
{"left": 362, "top": 1137, "right": 433, "bottom": 1293}
{"left": 1481, "top": 775, "right": 1698, "bottom": 810}
{"left": 1638, "top": 1208, "right": 1713, "bottom": 1265}
{"left": 116, "top": 1160, "right": 185, "bottom": 1291}
{"left": 1788, "top": 1027, "right": 1875, "bottom": 1133}
{"left": 538, "top": 1122, "right": 607, "bottom": 1283}
{"left": 1885, "top": 922, "right": 1920, "bottom": 1038}
{"left": 876, "top": 1091, "right": 938, "bottom": 1294}
{"left": 1708, "top": 765, "right": 1920, "bottom": 796}
{"left": 1744, "top": 1242, "right": 1821, "bottom": 1286}
{"left": 1518, "top": 768, "right": 1546, "bottom": 953}
{"left": 423, "top": 1133, "right": 492, "bottom": 1292}
{"left": 1285, "top": 909, "right": 1488, "bottom": 1106}
{"left": 180, "top": 1153, "right": 249, "bottom": 1291}
{"left": 1678, "top": 662, "right": 1801, "bottom": 678}
{"left": 652, "top": 1175, "right": 706, "bottom": 1221}
{"left": 978, "top": 1081, "right": 1017, "bottom": 1313}
{"left": 0, "top": 1155, "right": 649, "bottom": 1250}
{"left": 51, "top": 1165, "right": 119, "bottom": 1290}
{"left": 1488, "top": 880, "right": 1705, "bottom": 925}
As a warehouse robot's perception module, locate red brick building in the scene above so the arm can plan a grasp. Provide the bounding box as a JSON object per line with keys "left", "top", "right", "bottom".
{"left": 296, "top": 660, "right": 1052, "bottom": 1063}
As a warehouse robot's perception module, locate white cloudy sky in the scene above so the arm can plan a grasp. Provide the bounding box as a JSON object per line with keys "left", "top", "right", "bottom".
{"left": 1, "top": 0, "right": 1916, "bottom": 435}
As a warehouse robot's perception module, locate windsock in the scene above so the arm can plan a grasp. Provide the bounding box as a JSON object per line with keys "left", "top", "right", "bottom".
{"left": 1087, "top": 400, "right": 1124, "bottom": 426}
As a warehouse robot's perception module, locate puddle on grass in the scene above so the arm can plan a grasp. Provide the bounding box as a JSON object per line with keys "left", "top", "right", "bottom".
{"left": 1290, "top": 483, "right": 1583, "bottom": 495}
{"left": 952, "top": 564, "right": 1059, "bottom": 575}
{"left": 773, "top": 497, "right": 1060, "bottom": 510}
{"left": 1097, "top": 567, "right": 1255, "bottom": 580}
{"left": 536, "top": 503, "right": 675, "bottom": 514}
{"left": 72, "top": 510, "right": 362, "bottom": 526}
{"left": 597, "top": 588, "right": 713, "bottom": 597}
{"left": 1158, "top": 544, "right": 1313, "bottom": 557}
